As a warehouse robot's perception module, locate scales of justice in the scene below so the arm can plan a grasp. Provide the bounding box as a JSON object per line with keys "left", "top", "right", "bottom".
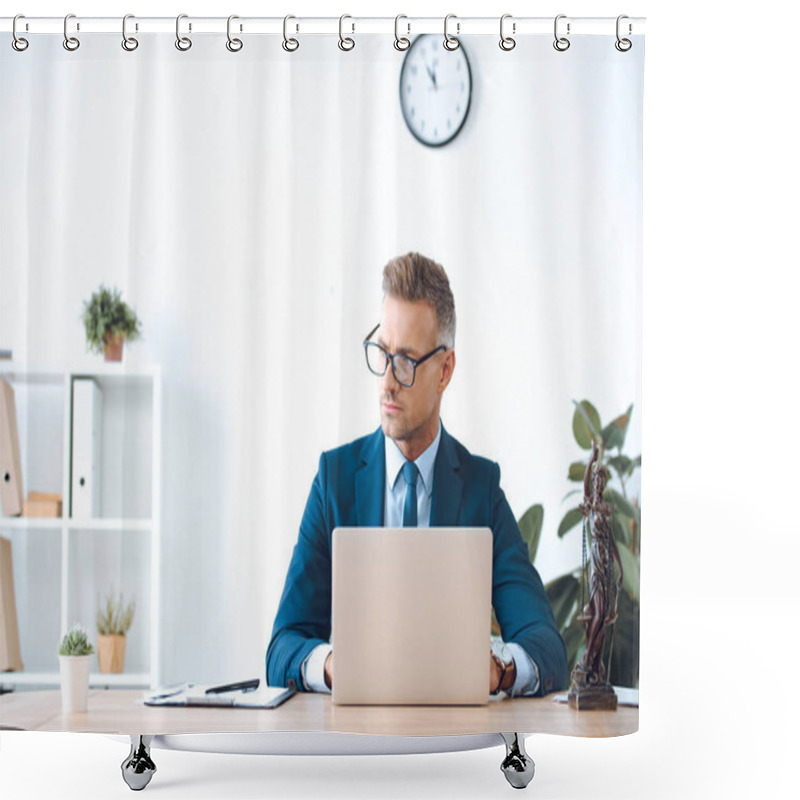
{"left": 568, "top": 441, "right": 624, "bottom": 711}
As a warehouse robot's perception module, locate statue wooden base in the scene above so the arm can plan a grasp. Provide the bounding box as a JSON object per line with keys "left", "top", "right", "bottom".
{"left": 568, "top": 682, "right": 618, "bottom": 711}
{"left": 568, "top": 665, "right": 618, "bottom": 711}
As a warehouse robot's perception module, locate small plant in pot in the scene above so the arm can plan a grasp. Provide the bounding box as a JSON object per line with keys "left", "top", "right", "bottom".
{"left": 58, "top": 623, "right": 94, "bottom": 713}
{"left": 81, "top": 284, "right": 142, "bottom": 362}
{"left": 96, "top": 589, "right": 136, "bottom": 674}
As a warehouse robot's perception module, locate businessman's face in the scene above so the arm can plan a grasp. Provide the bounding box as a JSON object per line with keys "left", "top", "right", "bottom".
{"left": 376, "top": 295, "right": 454, "bottom": 461}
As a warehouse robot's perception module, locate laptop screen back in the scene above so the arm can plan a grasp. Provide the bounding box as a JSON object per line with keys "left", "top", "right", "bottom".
{"left": 331, "top": 527, "right": 493, "bottom": 705}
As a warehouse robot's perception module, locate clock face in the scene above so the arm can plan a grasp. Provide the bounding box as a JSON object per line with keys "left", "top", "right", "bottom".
{"left": 399, "top": 35, "right": 472, "bottom": 147}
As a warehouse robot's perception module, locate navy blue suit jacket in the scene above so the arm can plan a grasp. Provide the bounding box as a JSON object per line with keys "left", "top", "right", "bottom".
{"left": 266, "top": 425, "right": 567, "bottom": 695}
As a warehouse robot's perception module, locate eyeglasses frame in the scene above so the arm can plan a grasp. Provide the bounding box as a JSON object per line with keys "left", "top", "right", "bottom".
{"left": 362, "top": 323, "right": 448, "bottom": 388}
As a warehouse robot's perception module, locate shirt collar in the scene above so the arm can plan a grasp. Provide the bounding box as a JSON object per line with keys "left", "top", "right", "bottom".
{"left": 385, "top": 420, "right": 442, "bottom": 498}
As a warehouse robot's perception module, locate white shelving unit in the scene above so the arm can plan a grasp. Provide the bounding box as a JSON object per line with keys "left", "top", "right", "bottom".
{"left": 0, "top": 363, "right": 161, "bottom": 690}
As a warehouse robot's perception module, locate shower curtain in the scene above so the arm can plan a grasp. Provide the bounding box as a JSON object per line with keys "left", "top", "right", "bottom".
{"left": 0, "top": 17, "right": 643, "bottom": 733}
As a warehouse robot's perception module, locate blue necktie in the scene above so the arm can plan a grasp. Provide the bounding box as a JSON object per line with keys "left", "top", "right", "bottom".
{"left": 402, "top": 461, "right": 419, "bottom": 527}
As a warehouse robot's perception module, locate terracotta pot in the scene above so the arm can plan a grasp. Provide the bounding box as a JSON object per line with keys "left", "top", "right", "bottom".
{"left": 103, "top": 332, "right": 125, "bottom": 362}
{"left": 97, "top": 634, "right": 127, "bottom": 673}
{"left": 59, "top": 654, "right": 91, "bottom": 712}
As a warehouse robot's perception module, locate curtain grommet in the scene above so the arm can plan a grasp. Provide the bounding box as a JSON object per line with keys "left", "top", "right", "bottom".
{"left": 176, "top": 14, "right": 192, "bottom": 51}
{"left": 283, "top": 15, "right": 299, "bottom": 52}
{"left": 12, "top": 14, "right": 29, "bottom": 51}
{"left": 121, "top": 14, "right": 139, "bottom": 51}
{"left": 338, "top": 14, "right": 355, "bottom": 51}
{"left": 63, "top": 14, "right": 80, "bottom": 51}
{"left": 615, "top": 15, "right": 632, "bottom": 51}
{"left": 443, "top": 13, "right": 460, "bottom": 51}
{"left": 226, "top": 15, "right": 243, "bottom": 52}
{"left": 394, "top": 15, "right": 410, "bottom": 51}
{"left": 499, "top": 14, "right": 516, "bottom": 51}
{"left": 553, "top": 14, "right": 570, "bottom": 51}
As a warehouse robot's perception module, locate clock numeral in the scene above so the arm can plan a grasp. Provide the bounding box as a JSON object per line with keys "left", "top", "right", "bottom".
{"left": 434, "top": 128, "right": 438, "bottom": 138}
{"left": 447, "top": 119, "right": 452, "bottom": 130}
{"left": 410, "top": 107, "right": 415, "bottom": 117}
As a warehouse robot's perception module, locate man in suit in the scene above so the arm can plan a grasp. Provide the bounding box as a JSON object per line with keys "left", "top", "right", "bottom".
{"left": 266, "top": 253, "right": 567, "bottom": 696}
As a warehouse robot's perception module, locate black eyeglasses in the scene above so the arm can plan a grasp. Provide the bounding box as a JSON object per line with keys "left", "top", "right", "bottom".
{"left": 363, "top": 324, "right": 447, "bottom": 388}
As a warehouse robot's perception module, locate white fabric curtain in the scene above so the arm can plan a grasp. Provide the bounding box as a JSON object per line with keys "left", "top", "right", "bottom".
{"left": 1, "top": 31, "right": 643, "bottom": 685}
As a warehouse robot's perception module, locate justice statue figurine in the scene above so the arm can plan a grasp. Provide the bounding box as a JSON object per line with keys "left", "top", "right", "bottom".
{"left": 568, "top": 441, "right": 624, "bottom": 711}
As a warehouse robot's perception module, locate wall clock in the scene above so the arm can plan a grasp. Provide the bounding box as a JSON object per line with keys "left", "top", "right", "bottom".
{"left": 399, "top": 35, "right": 472, "bottom": 147}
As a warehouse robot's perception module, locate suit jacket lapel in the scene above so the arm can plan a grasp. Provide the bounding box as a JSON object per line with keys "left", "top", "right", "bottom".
{"left": 430, "top": 425, "right": 463, "bottom": 526}
{"left": 355, "top": 427, "right": 385, "bottom": 526}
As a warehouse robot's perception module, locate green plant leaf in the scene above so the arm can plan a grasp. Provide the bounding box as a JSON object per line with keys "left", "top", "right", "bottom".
{"left": 545, "top": 574, "right": 581, "bottom": 631}
{"left": 572, "top": 400, "right": 602, "bottom": 450}
{"left": 518, "top": 504, "right": 544, "bottom": 564}
{"left": 567, "top": 461, "right": 587, "bottom": 482}
{"left": 612, "top": 514, "right": 632, "bottom": 548}
{"left": 607, "top": 455, "right": 633, "bottom": 479}
{"left": 600, "top": 405, "right": 633, "bottom": 451}
{"left": 561, "top": 488, "right": 583, "bottom": 502}
{"left": 603, "top": 487, "right": 637, "bottom": 520}
{"left": 562, "top": 621, "right": 585, "bottom": 678}
{"left": 605, "top": 590, "right": 639, "bottom": 688}
{"left": 616, "top": 543, "right": 640, "bottom": 599}
{"left": 558, "top": 507, "right": 584, "bottom": 538}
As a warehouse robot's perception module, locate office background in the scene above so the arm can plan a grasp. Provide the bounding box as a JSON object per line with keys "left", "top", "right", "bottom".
{"left": 1, "top": 12, "right": 641, "bottom": 688}
{"left": 1, "top": 1, "right": 797, "bottom": 799}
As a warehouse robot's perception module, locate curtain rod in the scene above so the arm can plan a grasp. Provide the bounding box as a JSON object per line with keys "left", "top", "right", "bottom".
{"left": 2, "top": 16, "right": 646, "bottom": 37}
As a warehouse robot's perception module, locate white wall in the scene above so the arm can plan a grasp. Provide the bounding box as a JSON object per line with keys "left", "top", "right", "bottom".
{"left": 1, "top": 26, "right": 642, "bottom": 686}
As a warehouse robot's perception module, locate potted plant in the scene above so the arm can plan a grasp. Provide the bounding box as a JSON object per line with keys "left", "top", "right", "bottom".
{"left": 81, "top": 284, "right": 142, "bottom": 362}
{"left": 58, "top": 623, "right": 94, "bottom": 713}
{"left": 96, "top": 589, "right": 136, "bottom": 674}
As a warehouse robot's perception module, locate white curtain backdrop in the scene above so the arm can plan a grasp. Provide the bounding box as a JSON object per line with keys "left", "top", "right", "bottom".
{"left": 1, "top": 31, "right": 643, "bottom": 685}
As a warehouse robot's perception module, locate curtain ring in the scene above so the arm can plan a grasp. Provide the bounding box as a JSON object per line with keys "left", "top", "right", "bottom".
{"left": 499, "top": 14, "right": 516, "bottom": 51}
{"left": 63, "top": 13, "right": 80, "bottom": 51}
{"left": 176, "top": 14, "right": 192, "bottom": 51}
{"left": 226, "top": 15, "right": 243, "bottom": 52}
{"left": 12, "top": 14, "right": 29, "bottom": 51}
{"left": 553, "top": 14, "right": 570, "bottom": 52}
{"left": 615, "top": 15, "right": 632, "bottom": 52}
{"left": 121, "top": 14, "right": 139, "bottom": 51}
{"left": 338, "top": 14, "right": 355, "bottom": 51}
{"left": 283, "top": 15, "right": 299, "bottom": 52}
{"left": 443, "top": 13, "right": 459, "bottom": 51}
{"left": 394, "top": 14, "right": 410, "bottom": 51}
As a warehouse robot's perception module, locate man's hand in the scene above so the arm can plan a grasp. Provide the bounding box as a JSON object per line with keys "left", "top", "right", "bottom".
{"left": 490, "top": 651, "right": 517, "bottom": 694}
{"left": 324, "top": 651, "right": 333, "bottom": 689}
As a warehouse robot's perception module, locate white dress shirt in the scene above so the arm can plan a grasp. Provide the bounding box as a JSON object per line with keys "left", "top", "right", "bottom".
{"left": 301, "top": 421, "right": 540, "bottom": 696}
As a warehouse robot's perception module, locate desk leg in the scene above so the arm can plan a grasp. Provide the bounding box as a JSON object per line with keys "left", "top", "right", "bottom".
{"left": 121, "top": 735, "right": 157, "bottom": 791}
{"left": 500, "top": 733, "right": 535, "bottom": 789}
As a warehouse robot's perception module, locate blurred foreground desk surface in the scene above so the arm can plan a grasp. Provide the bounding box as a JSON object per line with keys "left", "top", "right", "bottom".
{"left": 1, "top": 690, "right": 637, "bottom": 791}
{"left": 1, "top": 688, "right": 637, "bottom": 737}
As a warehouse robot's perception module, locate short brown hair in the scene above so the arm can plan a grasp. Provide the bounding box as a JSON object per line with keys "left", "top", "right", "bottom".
{"left": 382, "top": 253, "right": 456, "bottom": 348}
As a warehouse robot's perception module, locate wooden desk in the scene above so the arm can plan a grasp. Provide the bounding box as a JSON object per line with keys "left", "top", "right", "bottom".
{"left": 0, "top": 688, "right": 637, "bottom": 738}
{"left": 1, "top": 690, "right": 637, "bottom": 790}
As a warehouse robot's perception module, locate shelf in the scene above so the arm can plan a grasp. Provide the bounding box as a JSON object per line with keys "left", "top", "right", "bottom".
{"left": 0, "top": 672, "right": 152, "bottom": 688}
{"left": 0, "top": 518, "right": 153, "bottom": 532}
{"left": 67, "top": 518, "right": 153, "bottom": 532}
{"left": 0, "top": 517, "right": 63, "bottom": 530}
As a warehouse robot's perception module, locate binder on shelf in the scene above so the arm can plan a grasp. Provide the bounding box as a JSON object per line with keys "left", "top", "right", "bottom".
{"left": 0, "top": 536, "right": 24, "bottom": 671}
{"left": 0, "top": 378, "right": 24, "bottom": 517}
{"left": 71, "top": 378, "right": 103, "bottom": 519}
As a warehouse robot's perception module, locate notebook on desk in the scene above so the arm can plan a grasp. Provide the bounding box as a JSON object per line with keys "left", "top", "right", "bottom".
{"left": 331, "top": 526, "right": 493, "bottom": 706}
{"left": 143, "top": 680, "right": 296, "bottom": 709}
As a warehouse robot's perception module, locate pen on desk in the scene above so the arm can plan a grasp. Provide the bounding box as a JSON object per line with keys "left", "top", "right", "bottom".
{"left": 205, "top": 678, "right": 260, "bottom": 695}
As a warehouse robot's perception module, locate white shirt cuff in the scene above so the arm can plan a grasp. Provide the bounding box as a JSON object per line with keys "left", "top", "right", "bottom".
{"left": 507, "top": 642, "right": 540, "bottom": 697}
{"left": 302, "top": 643, "right": 332, "bottom": 694}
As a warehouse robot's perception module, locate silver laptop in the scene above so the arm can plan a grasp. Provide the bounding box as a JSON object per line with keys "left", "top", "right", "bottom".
{"left": 331, "top": 527, "right": 493, "bottom": 705}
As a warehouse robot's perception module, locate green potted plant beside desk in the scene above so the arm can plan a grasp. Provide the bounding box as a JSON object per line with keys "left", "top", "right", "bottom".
{"left": 81, "top": 284, "right": 142, "bottom": 362}
{"left": 96, "top": 590, "right": 136, "bottom": 674}
{"left": 58, "top": 624, "right": 94, "bottom": 713}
